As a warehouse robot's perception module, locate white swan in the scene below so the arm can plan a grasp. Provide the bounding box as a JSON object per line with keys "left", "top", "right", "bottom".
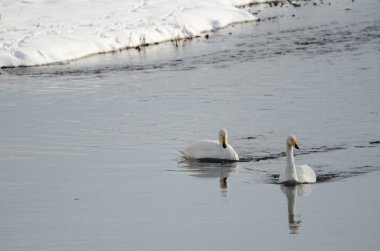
{"left": 180, "top": 129, "right": 239, "bottom": 161}
{"left": 279, "top": 135, "right": 316, "bottom": 184}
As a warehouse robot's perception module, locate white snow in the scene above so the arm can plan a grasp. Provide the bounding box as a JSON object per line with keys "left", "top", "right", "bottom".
{"left": 0, "top": 0, "right": 263, "bottom": 67}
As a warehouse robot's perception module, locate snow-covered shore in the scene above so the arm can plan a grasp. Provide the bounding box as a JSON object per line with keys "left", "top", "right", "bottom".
{"left": 0, "top": 0, "right": 268, "bottom": 67}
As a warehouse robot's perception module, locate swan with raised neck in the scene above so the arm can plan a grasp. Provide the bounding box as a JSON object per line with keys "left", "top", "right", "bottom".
{"left": 279, "top": 135, "right": 316, "bottom": 184}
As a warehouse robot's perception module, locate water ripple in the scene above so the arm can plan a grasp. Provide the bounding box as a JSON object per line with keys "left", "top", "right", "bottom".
{"left": 269, "top": 165, "right": 379, "bottom": 184}
{"left": 240, "top": 145, "right": 347, "bottom": 162}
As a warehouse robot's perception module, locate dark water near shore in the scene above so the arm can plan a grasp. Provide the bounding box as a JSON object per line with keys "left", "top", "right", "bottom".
{"left": 1, "top": 1, "right": 380, "bottom": 250}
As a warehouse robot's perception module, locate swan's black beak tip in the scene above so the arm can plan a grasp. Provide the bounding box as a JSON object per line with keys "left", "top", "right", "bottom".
{"left": 294, "top": 143, "right": 299, "bottom": 150}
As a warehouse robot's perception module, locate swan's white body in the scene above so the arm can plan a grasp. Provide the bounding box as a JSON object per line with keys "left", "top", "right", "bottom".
{"left": 279, "top": 136, "right": 316, "bottom": 184}
{"left": 181, "top": 140, "right": 239, "bottom": 161}
{"left": 181, "top": 129, "right": 239, "bottom": 161}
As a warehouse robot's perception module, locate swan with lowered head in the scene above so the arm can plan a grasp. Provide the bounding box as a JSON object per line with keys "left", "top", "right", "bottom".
{"left": 180, "top": 129, "right": 239, "bottom": 161}
{"left": 279, "top": 135, "right": 316, "bottom": 184}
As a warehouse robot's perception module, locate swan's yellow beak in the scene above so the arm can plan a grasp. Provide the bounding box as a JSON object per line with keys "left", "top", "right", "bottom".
{"left": 222, "top": 136, "right": 227, "bottom": 148}
{"left": 292, "top": 139, "right": 299, "bottom": 149}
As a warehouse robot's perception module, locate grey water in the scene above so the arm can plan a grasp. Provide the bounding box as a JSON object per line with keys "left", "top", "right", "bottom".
{"left": 1, "top": 0, "right": 380, "bottom": 250}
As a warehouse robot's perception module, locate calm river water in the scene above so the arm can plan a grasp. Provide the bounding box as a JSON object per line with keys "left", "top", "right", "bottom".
{"left": 1, "top": 1, "right": 379, "bottom": 250}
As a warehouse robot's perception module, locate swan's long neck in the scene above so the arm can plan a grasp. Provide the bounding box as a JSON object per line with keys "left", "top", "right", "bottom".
{"left": 286, "top": 145, "right": 299, "bottom": 182}
{"left": 219, "top": 136, "right": 227, "bottom": 148}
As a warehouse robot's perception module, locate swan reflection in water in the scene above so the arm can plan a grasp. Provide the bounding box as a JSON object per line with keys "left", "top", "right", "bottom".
{"left": 180, "top": 159, "right": 238, "bottom": 195}
{"left": 280, "top": 183, "right": 313, "bottom": 234}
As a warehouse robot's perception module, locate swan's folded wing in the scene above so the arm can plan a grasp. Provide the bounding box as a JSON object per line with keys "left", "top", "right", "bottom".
{"left": 181, "top": 140, "right": 239, "bottom": 161}
{"left": 296, "top": 164, "right": 316, "bottom": 183}
{"left": 181, "top": 140, "right": 222, "bottom": 159}
{"left": 226, "top": 145, "right": 239, "bottom": 161}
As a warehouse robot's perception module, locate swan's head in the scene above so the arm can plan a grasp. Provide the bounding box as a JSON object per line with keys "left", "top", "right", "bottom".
{"left": 287, "top": 135, "right": 299, "bottom": 150}
{"left": 219, "top": 128, "right": 228, "bottom": 148}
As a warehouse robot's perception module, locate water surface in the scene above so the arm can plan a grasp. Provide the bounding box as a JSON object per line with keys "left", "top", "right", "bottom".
{"left": 1, "top": 1, "right": 379, "bottom": 250}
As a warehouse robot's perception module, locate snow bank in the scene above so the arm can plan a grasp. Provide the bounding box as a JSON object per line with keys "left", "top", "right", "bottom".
{"left": 0, "top": 0, "right": 261, "bottom": 67}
